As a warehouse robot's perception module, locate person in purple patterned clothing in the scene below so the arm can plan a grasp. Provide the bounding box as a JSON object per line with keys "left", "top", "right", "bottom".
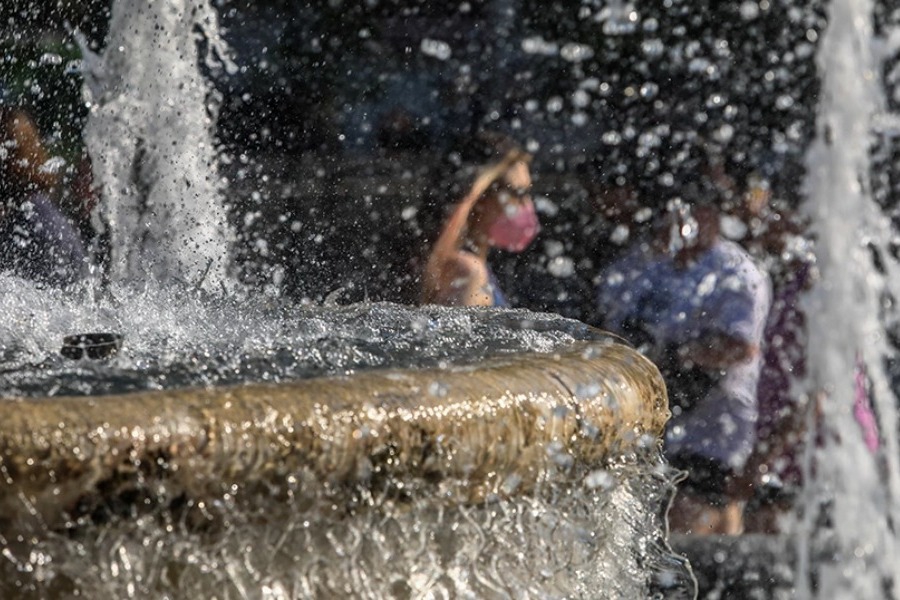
{"left": 0, "top": 89, "right": 87, "bottom": 287}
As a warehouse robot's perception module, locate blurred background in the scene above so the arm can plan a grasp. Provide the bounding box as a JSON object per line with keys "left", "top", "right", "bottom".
{"left": 6, "top": 0, "right": 898, "bottom": 327}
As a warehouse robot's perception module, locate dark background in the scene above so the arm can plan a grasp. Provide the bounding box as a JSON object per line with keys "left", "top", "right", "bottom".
{"left": 3, "top": 0, "right": 887, "bottom": 327}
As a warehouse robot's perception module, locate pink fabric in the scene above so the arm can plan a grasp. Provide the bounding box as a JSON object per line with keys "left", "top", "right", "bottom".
{"left": 488, "top": 202, "right": 540, "bottom": 252}
{"left": 854, "top": 355, "right": 881, "bottom": 454}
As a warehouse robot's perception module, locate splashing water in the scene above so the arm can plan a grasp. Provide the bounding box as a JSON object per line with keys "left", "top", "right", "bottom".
{"left": 0, "top": 276, "right": 605, "bottom": 398}
{"left": 0, "top": 2, "right": 694, "bottom": 598}
{"left": 798, "top": 0, "right": 900, "bottom": 595}
{"left": 79, "top": 0, "right": 235, "bottom": 291}
{"left": 0, "top": 281, "right": 691, "bottom": 598}
{"left": 1, "top": 448, "right": 679, "bottom": 599}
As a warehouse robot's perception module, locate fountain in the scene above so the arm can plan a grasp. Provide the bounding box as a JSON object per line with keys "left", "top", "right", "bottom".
{"left": 0, "top": 302, "right": 682, "bottom": 597}
{"left": 0, "top": 0, "right": 691, "bottom": 598}
{"left": 9, "top": 0, "right": 900, "bottom": 597}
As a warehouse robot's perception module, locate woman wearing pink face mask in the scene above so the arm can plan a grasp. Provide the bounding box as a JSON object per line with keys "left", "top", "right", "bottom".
{"left": 420, "top": 133, "right": 539, "bottom": 307}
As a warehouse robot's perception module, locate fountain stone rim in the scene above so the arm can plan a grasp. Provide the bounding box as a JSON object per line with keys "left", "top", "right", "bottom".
{"left": 0, "top": 337, "right": 669, "bottom": 533}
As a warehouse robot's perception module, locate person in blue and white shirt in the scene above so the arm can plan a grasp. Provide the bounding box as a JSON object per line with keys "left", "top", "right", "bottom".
{"left": 597, "top": 196, "right": 772, "bottom": 535}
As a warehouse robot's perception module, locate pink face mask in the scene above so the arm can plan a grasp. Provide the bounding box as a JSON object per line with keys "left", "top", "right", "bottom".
{"left": 488, "top": 201, "right": 540, "bottom": 252}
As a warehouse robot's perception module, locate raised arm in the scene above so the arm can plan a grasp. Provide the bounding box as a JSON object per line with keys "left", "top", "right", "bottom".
{"left": 421, "top": 149, "right": 527, "bottom": 305}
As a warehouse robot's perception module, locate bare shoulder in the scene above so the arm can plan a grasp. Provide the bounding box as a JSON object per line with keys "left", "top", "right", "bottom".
{"left": 437, "top": 252, "right": 492, "bottom": 306}
{"left": 445, "top": 251, "right": 486, "bottom": 274}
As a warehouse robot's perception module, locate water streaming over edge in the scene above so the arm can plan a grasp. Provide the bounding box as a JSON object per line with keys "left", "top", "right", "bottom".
{"left": 0, "top": 1, "right": 693, "bottom": 597}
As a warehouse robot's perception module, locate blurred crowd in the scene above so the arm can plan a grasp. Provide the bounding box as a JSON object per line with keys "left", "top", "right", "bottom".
{"left": 413, "top": 127, "right": 879, "bottom": 538}
{"left": 0, "top": 76, "right": 878, "bottom": 539}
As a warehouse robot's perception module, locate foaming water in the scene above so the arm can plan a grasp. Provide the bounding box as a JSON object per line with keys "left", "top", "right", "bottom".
{"left": 0, "top": 274, "right": 601, "bottom": 398}
{"left": 1, "top": 452, "right": 682, "bottom": 599}
{"left": 79, "top": 0, "right": 235, "bottom": 290}
{"left": 798, "top": 0, "right": 900, "bottom": 595}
